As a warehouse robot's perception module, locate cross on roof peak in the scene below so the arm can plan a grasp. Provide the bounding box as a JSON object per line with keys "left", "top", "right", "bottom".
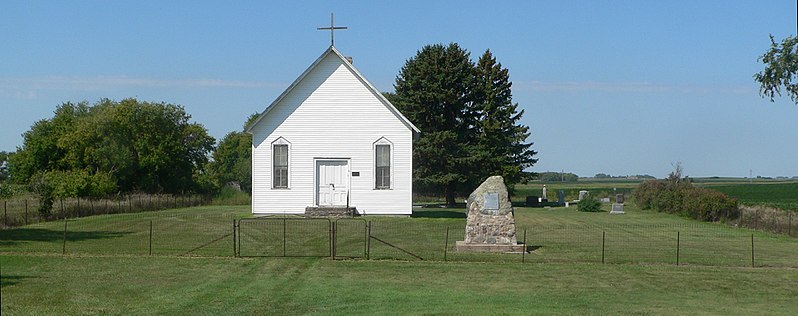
{"left": 317, "top": 13, "right": 347, "bottom": 47}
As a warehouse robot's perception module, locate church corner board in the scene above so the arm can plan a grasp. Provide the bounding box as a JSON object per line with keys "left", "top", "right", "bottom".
{"left": 247, "top": 46, "right": 419, "bottom": 216}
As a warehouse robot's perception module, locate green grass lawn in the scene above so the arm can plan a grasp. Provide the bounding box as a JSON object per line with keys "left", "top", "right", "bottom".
{"left": 3, "top": 201, "right": 798, "bottom": 314}
{"left": 3, "top": 255, "right": 798, "bottom": 315}
{"left": 2, "top": 204, "right": 797, "bottom": 267}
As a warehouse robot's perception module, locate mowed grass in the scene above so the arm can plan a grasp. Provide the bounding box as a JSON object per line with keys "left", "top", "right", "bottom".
{"left": 0, "top": 206, "right": 248, "bottom": 257}
{"left": 3, "top": 203, "right": 798, "bottom": 267}
{"left": 3, "top": 255, "right": 798, "bottom": 315}
{"left": 3, "top": 201, "right": 798, "bottom": 314}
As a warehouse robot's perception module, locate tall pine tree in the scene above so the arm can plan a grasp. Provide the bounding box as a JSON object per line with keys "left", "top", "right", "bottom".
{"left": 473, "top": 50, "right": 537, "bottom": 189}
{"left": 391, "top": 44, "right": 537, "bottom": 205}
{"left": 391, "top": 43, "right": 478, "bottom": 206}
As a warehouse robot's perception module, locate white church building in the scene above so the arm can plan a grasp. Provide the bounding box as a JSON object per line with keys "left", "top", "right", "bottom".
{"left": 246, "top": 46, "right": 419, "bottom": 215}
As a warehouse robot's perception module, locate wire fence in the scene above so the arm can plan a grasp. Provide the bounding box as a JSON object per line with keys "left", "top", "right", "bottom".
{"left": 2, "top": 214, "right": 797, "bottom": 268}
{"left": 737, "top": 205, "right": 796, "bottom": 237}
{"left": 1, "top": 194, "right": 211, "bottom": 228}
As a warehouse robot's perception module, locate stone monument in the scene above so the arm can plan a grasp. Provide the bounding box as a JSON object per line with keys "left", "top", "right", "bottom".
{"left": 456, "top": 176, "right": 525, "bottom": 253}
{"left": 578, "top": 190, "right": 589, "bottom": 201}
{"left": 610, "top": 193, "right": 625, "bottom": 214}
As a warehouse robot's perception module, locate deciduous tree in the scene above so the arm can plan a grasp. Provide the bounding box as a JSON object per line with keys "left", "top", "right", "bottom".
{"left": 755, "top": 35, "right": 798, "bottom": 104}
{"left": 208, "top": 114, "right": 258, "bottom": 193}
{"left": 9, "top": 98, "right": 215, "bottom": 195}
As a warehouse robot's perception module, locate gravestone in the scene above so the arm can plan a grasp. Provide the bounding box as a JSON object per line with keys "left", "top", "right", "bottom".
{"left": 600, "top": 197, "right": 611, "bottom": 203}
{"left": 557, "top": 190, "right": 565, "bottom": 205}
{"left": 456, "top": 176, "right": 525, "bottom": 253}
{"left": 610, "top": 194, "right": 625, "bottom": 214}
{"left": 578, "top": 190, "right": 589, "bottom": 201}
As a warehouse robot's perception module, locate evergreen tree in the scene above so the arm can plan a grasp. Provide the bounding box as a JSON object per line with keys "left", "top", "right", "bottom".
{"left": 391, "top": 44, "right": 538, "bottom": 204}
{"left": 391, "top": 43, "right": 478, "bottom": 206}
{"left": 473, "top": 50, "right": 537, "bottom": 189}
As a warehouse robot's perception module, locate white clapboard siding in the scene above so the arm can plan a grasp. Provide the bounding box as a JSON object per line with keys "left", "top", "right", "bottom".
{"left": 249, "top": 47, "right": 416, "bottom": 215}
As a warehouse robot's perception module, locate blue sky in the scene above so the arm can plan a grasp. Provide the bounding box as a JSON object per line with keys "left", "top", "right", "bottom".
{"left": 2, "top": 1, "right": 797, "bottom": 178}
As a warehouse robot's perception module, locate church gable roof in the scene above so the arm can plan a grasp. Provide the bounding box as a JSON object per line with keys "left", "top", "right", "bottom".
{"left": 245, "top": 46, "right": 420, "bottom": 134}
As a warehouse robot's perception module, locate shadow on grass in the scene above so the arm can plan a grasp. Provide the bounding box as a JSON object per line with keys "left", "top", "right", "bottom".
{"left": 411, "top": 209, "right": 466, "bottom": 219}
{"left": 0, "top": 228, "right": 134, "bottom": 246}
{"left": 526, "top": 245, "right": 542, "bottom": 252}
{"left": 1, "top": 275, "right": 34, "bottom": 287}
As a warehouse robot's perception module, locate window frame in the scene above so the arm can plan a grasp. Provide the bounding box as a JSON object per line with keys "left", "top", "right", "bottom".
{"left": 373, "top": 137, "right": 393, "bottom": 190}
{"left": 271, "top": 137, "right": 291, "bottom": 189}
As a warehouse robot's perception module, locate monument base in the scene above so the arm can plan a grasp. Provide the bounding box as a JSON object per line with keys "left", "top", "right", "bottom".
{"left": 610, "top": 203, "right": 625, "bottom": 214}
{"left": 455, "top": 241, "right": 526, "bottom": 253}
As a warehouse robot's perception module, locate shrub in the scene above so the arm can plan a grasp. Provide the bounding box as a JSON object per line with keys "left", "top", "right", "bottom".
{"left": 632, "top": 176, "right": 739, "bottom": 222}
{"left": 632, "top": 180, "right": 665, "bottom": 209}
{"left": 212, "top": 186, "right": 251, "bottom": 205}
{"left": 577, "top": 194, "right": 602, "bottom": 212}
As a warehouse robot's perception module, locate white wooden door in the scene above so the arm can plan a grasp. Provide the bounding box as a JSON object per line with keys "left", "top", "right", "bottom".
{"left": 316, "top": 160, "right": 349, "bottom": 206}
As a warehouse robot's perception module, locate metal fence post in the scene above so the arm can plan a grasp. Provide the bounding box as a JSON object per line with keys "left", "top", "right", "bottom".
{"left": 601, "top": 231, "right": 606, "bottom": 264}
{"left": 522, "top": 229, "right": 527, "bottom": 263}
{"left": 443, "top": 226, "right": 449, "bottom": 262}
{"left": 751, "top": 234, "right": 755, "bottom": 268}
{"left": 367, "top": 221, "right": 372, "bottom": 260}
{"left": 232, "top": 219, "right": 237, "bottom": 257}
{"left": 676, "top": 231, "right": 681, "bottom": 266}
{"left": 331, "top": 221, "right": 336, "bottom": 259}
{"left": 283, "top": 217, "right": 287, "bottom": 257}
{"left": 62, "top": 217, "right": 68, "bottom": 255}
{"left": 149, "top": 220, "right": 153, "bottom": 256}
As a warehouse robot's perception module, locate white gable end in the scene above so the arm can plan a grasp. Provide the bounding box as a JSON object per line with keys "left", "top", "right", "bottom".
{"left": 250, "top": 48, "right": 415, "bottom": 215}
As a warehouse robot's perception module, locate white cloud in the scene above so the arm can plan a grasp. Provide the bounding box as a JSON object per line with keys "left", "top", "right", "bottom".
{"left": 513, "top": 80, "right": 755, "bottom": 94}
{"left": 0, "top": 76, "right": 286, "bottom": 98}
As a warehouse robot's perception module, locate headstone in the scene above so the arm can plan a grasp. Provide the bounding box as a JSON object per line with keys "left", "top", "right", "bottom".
{"left": 610, "top": 193, "right": 625, "bottom": 214}
{"left": 456, "top": 176, "right": 525, "bottom": 253}
{"left": 542, "top": 185, "right": 548, "bottom": 201}
{"left": 557, "top": 190, "right": 565, "bottom": 205}
{"left": 578, "top": 190, "right": 589, "bottom": 201}
{"left": 600, "top": 197, "right": 610, "bottom": 203}
{"left": 525, "top": 196, "right": 540, "bottom": 207}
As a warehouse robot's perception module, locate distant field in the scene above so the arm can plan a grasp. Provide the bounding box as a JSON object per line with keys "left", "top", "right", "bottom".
{"left": 705, "top": 182, "right": 798, "bottom": 212}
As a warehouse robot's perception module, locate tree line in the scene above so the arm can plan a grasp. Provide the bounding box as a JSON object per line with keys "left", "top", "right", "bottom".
{"left": 1, "top": 43, "right": 538, "bottom": 208}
